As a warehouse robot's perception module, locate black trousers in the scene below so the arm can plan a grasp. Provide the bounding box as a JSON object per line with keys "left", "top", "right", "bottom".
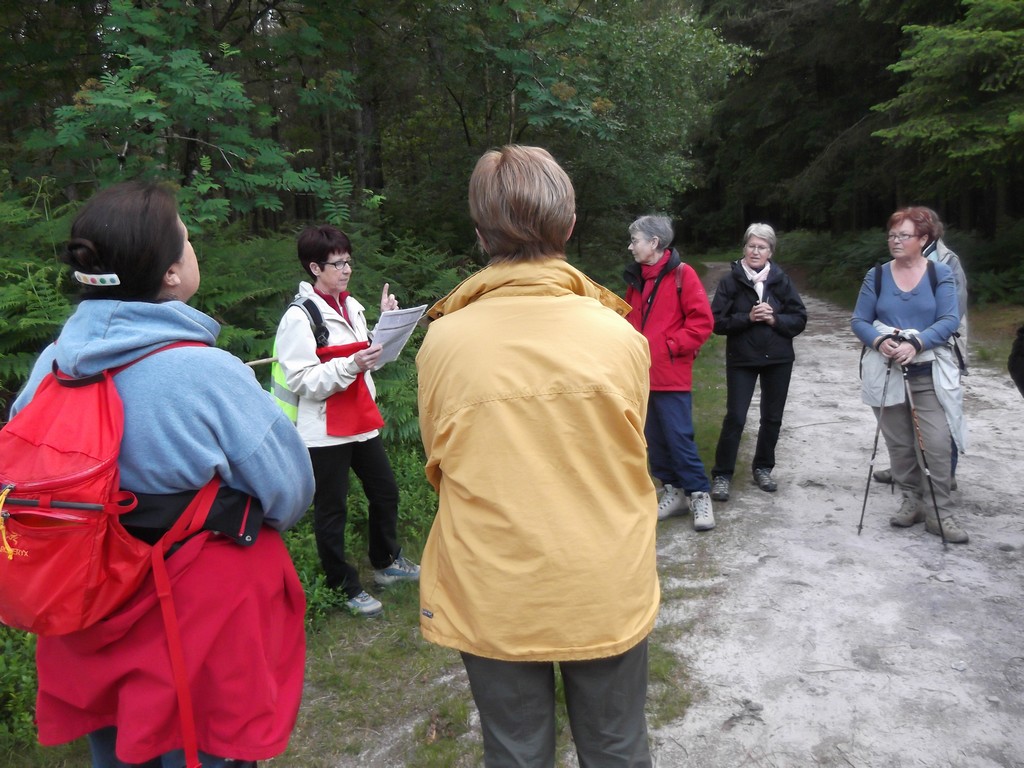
{"left": 308, "top": 437, "right": 399, "bottom": 597}
{"left": 712, "top": 362, "right": 793, "bottom": 478}
{"left": 461, "top": 640, "right": 652, "bottom": 768}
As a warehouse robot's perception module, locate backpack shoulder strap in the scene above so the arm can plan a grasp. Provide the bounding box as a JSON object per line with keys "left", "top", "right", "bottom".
{"left": 927, "top": 259, "right": 937, "bottom": 292}
{"left": 50, "top": 341, "right": 208, "bottom": 388}
{"left": 291, "top": 298, "right": 329, "bottom": 348}
{"left": 874, "top": 262, "right": 883, "bottom": 296}
{"left": 675, "top": 263, "right": 684, "bottom": 296}
{"left": 115, "top": 341, "right": 208, "bottom": 374}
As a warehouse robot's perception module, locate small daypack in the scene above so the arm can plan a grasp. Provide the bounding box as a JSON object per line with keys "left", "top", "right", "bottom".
{"left": 270, "top": 297, "right": 329, "bottom": 421}
{"left": 0, "top": 342, "right": 213, "bottom": 636}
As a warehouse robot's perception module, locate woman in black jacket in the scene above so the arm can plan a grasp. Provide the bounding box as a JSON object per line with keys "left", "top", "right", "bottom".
{"left": 709, "top": 223, "right": 807, "bottom": 501}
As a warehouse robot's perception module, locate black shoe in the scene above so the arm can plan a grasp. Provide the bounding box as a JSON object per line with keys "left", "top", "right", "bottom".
{"left": 753, "top": 468, "right": 777, "bottom": 492}
{"left": 873, "top": 468, "right": 893, "bottom": 484}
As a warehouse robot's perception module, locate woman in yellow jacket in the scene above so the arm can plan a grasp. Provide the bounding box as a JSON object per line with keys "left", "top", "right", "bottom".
{"left": 416, "top": 145, "right": 660, "bottom": 767}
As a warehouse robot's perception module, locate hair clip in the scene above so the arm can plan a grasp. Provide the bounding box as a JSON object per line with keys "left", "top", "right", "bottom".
{"left": 73, "top": 271, "right": 121, "bottom": 286}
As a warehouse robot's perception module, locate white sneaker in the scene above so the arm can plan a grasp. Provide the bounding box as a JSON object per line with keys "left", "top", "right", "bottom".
{"left": 690, "top": 491, "right": 716, "bottom": 531}
{"left": 657, "top": 484, "right": 688, "bottom": 520}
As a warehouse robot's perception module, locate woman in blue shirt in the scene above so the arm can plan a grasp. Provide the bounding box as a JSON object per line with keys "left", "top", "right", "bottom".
{"left": 851, "top": 206, "right": 968, "bottom": 543}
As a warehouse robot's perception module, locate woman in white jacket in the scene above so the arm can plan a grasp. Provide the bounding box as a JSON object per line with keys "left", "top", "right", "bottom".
{"left": 274, "top": 225, "right": 419, "bottom": 616}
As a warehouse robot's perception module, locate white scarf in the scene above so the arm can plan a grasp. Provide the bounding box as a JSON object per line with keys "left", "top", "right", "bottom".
{"left": 742, "top": 261, "right": 771, "bottom": 302}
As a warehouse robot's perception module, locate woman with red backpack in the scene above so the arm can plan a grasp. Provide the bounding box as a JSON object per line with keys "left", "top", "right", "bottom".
{"left": 10, "top": 181, "right": 315, "bottom": 767}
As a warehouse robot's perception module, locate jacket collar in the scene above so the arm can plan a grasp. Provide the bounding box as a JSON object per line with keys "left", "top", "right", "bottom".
{"left": 624, "top": 248, "right": 682, "bottom": 291}
{"left": 427, "top": 258, "right": 630, "bottom": 321}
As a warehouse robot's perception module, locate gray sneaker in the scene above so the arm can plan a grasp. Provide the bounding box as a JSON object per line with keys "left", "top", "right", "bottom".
{"left": 873, "top": 468, "right": 893, "bottom": 484}
{"left": 374, "top": 552, "right": 421, "bottom": 587}
{"left": 690, "top": 491, "right": 716, "bottom": 531}
{"left": 753, "top": 468, "right": 777, "bottom": 493}
{"left": 711, "top": 475, "right": 730, "bottom": 502}
{"left": 345, "top": 590, "right": 383, "bottom": 617}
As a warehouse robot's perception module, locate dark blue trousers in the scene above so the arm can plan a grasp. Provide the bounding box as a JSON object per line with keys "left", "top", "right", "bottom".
{"left": 88, "top": 726, "right": 255, "bottom": 767}
{"left": 645, "top": 390, "right": 710, "bottom": 494}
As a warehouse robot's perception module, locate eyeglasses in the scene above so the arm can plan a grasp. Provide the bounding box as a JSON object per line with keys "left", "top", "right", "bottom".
{"left": 745, "top": 244, "right": 770, "bottom": 253}
{"left": 320, "top": 258, "right": 353, "bottom": 270}
{"left": 629, "top": 236, "right": 648, "bottom": 246}
{"left": 886, "top": 233, "right": 919, "bottom": 242}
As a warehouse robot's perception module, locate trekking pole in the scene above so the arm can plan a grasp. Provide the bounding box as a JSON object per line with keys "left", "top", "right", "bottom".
{"left": 858, "top": 353, "right": 895, "bottom": 535}
{"left": 901, "top": 365, "right": 947, "bottom": 549}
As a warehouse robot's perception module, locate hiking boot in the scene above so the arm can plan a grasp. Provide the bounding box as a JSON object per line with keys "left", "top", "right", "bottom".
{"left": 345, "top": 590, "right": 383, "bottom": 617}
{"left": 690, "top": 491, "right": 716, "bottom": 531}
{"left": 711, "top": 475, "right": 731, "bottom": 502}
{"left": 925, "top": 515, "right": 969, "bottom": 544}
{"left": 753, "top": 468, "right": 777, "bottom": 493}
{"left": 890, "top": 496, "right": 925, "bottom": 527}
{"left": 374, "top": 552, "right": 421, "bottom": 587}
{"left": 657, "top": 484, "right": 688, "bottom": 520}
{"left": 873, "top": 468, "right": 893, "bottom": 484}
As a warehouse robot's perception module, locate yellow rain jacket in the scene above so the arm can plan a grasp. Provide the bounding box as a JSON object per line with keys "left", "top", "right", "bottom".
{"left": 416, "top": 258, "right": 660, "bottom": 661}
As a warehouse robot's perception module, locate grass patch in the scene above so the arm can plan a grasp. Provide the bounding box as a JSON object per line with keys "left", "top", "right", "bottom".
{"left": 647, "top": 626, "right": 698, "bottom": 728}
{"left": 284, "top": 581, "right": 476, "bottom": 767}
{"left": 969, "top": 304, "right": 1023, "bottom": 368}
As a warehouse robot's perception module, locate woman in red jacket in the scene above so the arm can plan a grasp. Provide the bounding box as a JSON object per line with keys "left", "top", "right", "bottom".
{"left": 624, "top": 215, "right": 716, "bottom": 530}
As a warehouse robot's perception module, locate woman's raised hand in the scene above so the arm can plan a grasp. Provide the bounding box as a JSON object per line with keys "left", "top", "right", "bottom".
{"left": 381, "top": 283, "right": 399, "bottom": 312}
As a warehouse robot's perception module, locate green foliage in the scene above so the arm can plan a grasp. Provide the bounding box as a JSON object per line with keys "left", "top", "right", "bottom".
{"left": 954, "top": 219, "right": 1024, "bottom": 305}
{"left": 0, "top": 259, "right": 72, "bottom": 407}
{"left": 0, "top": 629, "right": 37, "bottom": 746}
{"left": 684, "top": 0, "right": 913, "bottom": 241}
{"left": 25, "top": 0, "right": 327, "bottom": 226}
{"left": 873, "top": 0, "right": 1024, "bottom": 189}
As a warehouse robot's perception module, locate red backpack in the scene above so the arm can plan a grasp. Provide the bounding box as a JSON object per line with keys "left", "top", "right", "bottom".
{"left": 0, "top": 342, "right": 216, "bottom": 635}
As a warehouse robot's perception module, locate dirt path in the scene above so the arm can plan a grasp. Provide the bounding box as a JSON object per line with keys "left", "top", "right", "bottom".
{"left": 651, "top": 265, "right": 1024, "bottom": 767}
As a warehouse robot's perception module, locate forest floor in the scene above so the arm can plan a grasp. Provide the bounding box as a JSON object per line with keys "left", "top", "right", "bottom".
{"left": 649, "top": 264, "right": 1024, "bottom": 767}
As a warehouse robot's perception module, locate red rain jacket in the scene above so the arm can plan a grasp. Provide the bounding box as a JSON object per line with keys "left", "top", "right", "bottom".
{"left": 624, "top": 249, "right": 713, "bottom": 391}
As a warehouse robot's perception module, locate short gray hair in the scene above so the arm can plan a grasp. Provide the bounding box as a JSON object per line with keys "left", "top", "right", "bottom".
{"left": 743, "top": 222, "right": 777, "bottom": 253}
{"left": 629, "top": 215, "right": 674, "bottom": 251}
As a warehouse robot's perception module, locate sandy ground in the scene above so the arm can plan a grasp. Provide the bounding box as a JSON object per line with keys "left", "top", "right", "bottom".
{"left": 651, "top": 265, "right": 1024, "bottom": 767}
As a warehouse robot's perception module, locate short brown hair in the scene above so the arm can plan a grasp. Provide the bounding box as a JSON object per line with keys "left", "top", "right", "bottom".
{"left": 888, "top": 206, "right": 942, "bottom": 244}
{"left": 468, "top": 145, "right": 575, "bottom": 263}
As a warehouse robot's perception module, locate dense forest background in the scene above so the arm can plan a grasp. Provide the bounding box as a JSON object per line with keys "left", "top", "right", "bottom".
{"left": 1, "top": 0, "right": 1022, "bottom": 403}
{"left": 1, "top": 2, "right": 1022, "bottom": 757}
